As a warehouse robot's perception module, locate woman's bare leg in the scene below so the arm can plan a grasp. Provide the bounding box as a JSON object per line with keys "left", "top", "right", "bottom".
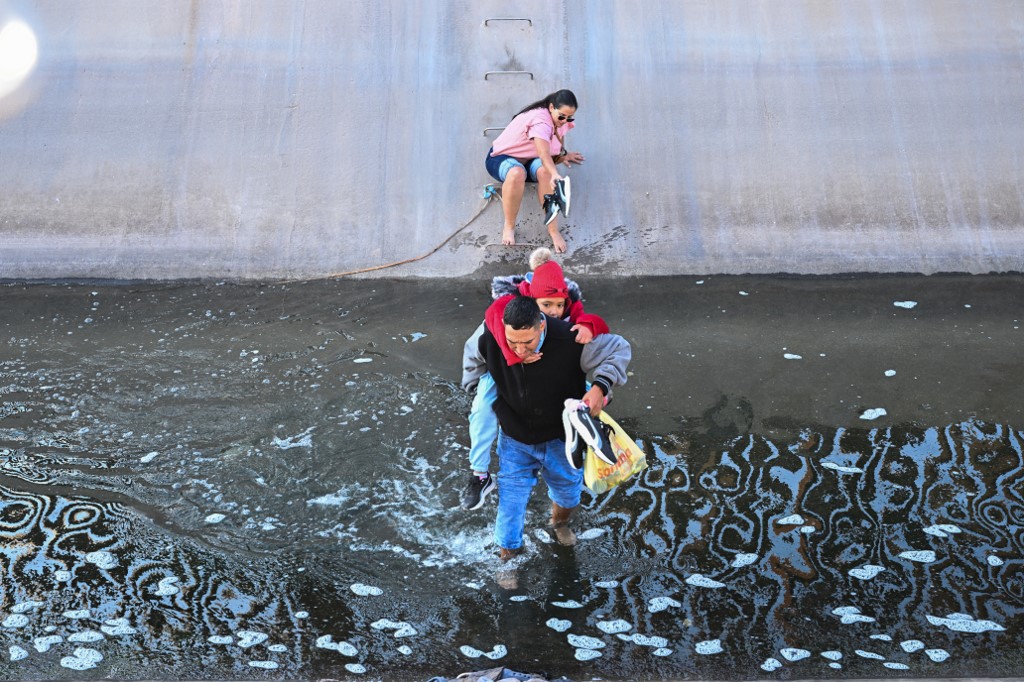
{"left": 535, "top": 166, "right": 567, "bottom": 253}
{"left": 501, "top": 167, "right": 527, "bottom": 246}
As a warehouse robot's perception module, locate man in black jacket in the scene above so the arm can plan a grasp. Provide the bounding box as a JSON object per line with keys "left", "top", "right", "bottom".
{"left": 462, "top": 295, "right": 631, "bottom": 560}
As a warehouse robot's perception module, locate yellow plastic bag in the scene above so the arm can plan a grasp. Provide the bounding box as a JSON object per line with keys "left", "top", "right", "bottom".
{"left": 583, "top": 411, "right": 648, "bottom": 494}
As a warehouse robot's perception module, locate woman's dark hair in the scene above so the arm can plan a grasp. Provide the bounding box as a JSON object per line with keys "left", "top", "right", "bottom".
{"left": 514, "top": 89, "right": 578, "bottom": 119}
{"left": 503, "top": 295, "right": 544, "bottom": 329}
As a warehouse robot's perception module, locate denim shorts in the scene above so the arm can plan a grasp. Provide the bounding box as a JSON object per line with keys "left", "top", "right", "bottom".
{"left": 486, "top": 147, "right": 542, "bottom": 183}
{"left": 493, "top": 431, "right": 584, "bottom": 550}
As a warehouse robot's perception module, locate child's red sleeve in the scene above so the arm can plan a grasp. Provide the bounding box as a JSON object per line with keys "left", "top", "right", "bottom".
{"left": 566, "top": 300, "right": 610, "bottom": 336}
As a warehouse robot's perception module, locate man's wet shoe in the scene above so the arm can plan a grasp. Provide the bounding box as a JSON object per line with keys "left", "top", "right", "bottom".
{"left": 461, "top": 473, "right": 496, "bottom": 511}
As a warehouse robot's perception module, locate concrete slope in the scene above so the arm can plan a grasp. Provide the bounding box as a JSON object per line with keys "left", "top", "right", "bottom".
{"left": 1, "top": 0, "right": 1022, "bottom": 279}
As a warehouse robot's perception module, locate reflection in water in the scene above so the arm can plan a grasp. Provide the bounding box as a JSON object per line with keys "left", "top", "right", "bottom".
{"left": 1, "top": 281, "right": 1021, "bottom": 679}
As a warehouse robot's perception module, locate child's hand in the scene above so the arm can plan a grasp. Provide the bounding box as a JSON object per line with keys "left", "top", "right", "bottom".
{"left": 571, "top": 324, "right": 593, "bottom": 344}
{"left": 520, "top": 350, "right": 543, "bottom": 364}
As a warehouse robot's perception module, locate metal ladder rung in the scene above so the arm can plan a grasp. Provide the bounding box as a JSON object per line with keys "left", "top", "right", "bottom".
{"left": 484, "top": 70, "right": 534, "bottom": 80}
{"left": 483, "top": 18, "right": 532, "bottom": 26}
{"left": 483, "top": 127, "right": 505, "bottom": 136}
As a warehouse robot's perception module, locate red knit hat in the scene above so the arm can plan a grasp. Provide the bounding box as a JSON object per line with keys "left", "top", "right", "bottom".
{"left": 525, "top": 261, "right": 569, "bottom": 300}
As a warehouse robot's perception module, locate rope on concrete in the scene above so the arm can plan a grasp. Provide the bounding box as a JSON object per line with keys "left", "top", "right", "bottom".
{"left": 318, "top": 185, "right": 500, "bottom": 279}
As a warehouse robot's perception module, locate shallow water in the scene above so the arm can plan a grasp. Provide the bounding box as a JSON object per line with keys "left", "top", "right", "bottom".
{"left": 1, "top": 276, "right": 1022, "bottom": 680}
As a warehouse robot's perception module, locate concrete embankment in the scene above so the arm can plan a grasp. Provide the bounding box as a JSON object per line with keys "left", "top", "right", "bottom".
{"left": 1, "top": 1, "right": 1023, "bottom": 279}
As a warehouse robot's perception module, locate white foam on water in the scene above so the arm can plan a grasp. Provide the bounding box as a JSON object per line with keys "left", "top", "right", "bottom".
{"left": 85, "top": 550, "right": 118, "bottom": 569}
{"left": 9, "top": 645, "right": 28, "bottom": 661}
{"left": 731, "top": 553, "right": 758, "bottom": 568}
{"left": 884, "top": 662, "right": 910, "bottom": 670}
{"left": 696, "top": 639, "right": 723, "bottom": 655}
{"left": 68, "top": 630, "right": 104, "bottom": 643}
{"left": 268, "top": 644, "right": 287, "bottom": 653}
{"left": 408, "top": 333, "right": 427, "bottom": 342}
{"left": 885, "top": 370, "right": 896, "bottom": 377}
{"left": 295, "top": 611, "right": 308, "bottom": 619}
{"left": 987, "top": 555, "right": 1004, "bottom": 566}
{"left": 568, "top": 634, "right": 605, "bottom": 650}
{"left": 551, "top": 600, "right": 585, "bottom": 609}
{"left": 597, "top": 620, "right": 632, "bottom": 634}
{"left": 870, "top": 634, "right": 892, "bottom": 641}
{"left": 398, "top": 645, "right": 412, "bottom": 655}
{"left": 394, "top": 624, "right": 417, "bottom": 638}
{"left": 577, "top": 528, "right": 607, "bottom": 540}
{"left": 739, "top": 291, "right": 749, "bottom": 296}
{"left": 370, "top": 619, "right": 404, "bottom": 630}
{"left": 153, "top": 576, "right": 180, "bottom": 596}
{"left": 926, "top": 613, "right": 1004, "bottom": 633}
{"left": 652, "top": 647, "right": 673, "bottom": 657}
{"left": 140, "top": 451, "right": 159, "bottom": 463}
{"left": 63, "top": 609, "right": 91, "bottom": 619}
{"left": 101, "top": 618, "right": 137, "bottom": 636}
{"left": 249, "top": 661, "right": 279, "bottom": 670}
{"left": 621, "top": 634, "right": 669, "bottom": 648}
{"left": 484, "top": 644, "right": 507, "bottom": 660}
{"left": 2, "top": 615, "right": 28, "bottom": 629}
{"left": 465, "top": 582, "right": 483, "bottom": 590}
{"left": 11, "top": 601, "right": 42, "bottom": 614}
{"left": 801, "top": 526, "right": 814, "bottom": 534}
{"left": 855, "top": 649, "right": 885, "bottom": 660}
{"left": 350, "top": 583, "right": 384, "bottom": 596}
{"left": 900, "top": 550, "right": 936, "bottom": 563}
{"left": 761, "top": 657, "right": 782, "bottom": 671}
{"left": 780, "top": 648, "right": 810, "bottom": 661}
{"left": 784, "top": 354, "right": 802, "bottom": 360}
{"left": 208, "top": 635, "right": 233, "bottom": 645}
{"left": 236, "top": 631, "right": 268, "bottom": 648}
{"left": 829, "top": 662, "right": 842, "bottom": 669}
{"left": 54, "top": 570, "right": 72, "bottom": 581}
{"left": 900, "top": 639, "right": 924, "bottom": 652}
{"left": 894, "top": 301, "right": 918, "bottom": 309}
{"left": 344, "top": 663, "right": 366, "bottom": 673}
{"left": 822, "top": 461, "right": 865, "bottom": 474}
{"left": 923, "top": 523, "right": 961, "bottom": 537}
{"left": 777, "top": 514, "right": 804, "bottom": 525}
{"left": 533, "top": 529, "right": 554, "bottom": 544}
{"left": 686, "top": 574, "right": 726, "bottom": 589}
{"left": 315, "top": 635, "right": 358, "bottom": 656}
{"left": 648, "top": 596, "right": 681, "bottom": 613}
{"left": 509, "top": 595, "right": 529, "bottom": 602}
{"left": 60, "top": 647, "right": 102, "bottom": 671}
{"left": 273, "top": 427, "right": 314, "bottom": 450}
{"left": 925, "top": 649, "right": 950, "bottom": 662}
{"left": 821, "top": 651, "right": 842, "bottom": 660}
{"left": 574, "top": 648, "right": 601, "bottom": 661}
{"left": 848, "top": 565, "right": 885, "bottom": 580}
{"left": 593, "top": 580, "right": 620, "bottom": 588}
{"left": 33, "top": 635, "right": 62, "bottom": 652}
{"left": 860, "top": 408, "right": 887, "bottom": 420}
{"left": 307, "top": 492, "right": 349, "bottom": 507}
{"left": 545, "top": 619, "right": 571, "bottom": 632}
{"left": 204, "top": 513, "right": 226, "bottom": 524}
{"left": 459, "top": 645, "right": 484, "bottom": 658}
{"left": 353, "top": 358, "right": 373, "bottom": 364}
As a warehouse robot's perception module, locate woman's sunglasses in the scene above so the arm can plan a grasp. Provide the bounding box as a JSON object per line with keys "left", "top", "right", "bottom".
{"left": 556, "top": 114, "right": 575, "bottom": 122}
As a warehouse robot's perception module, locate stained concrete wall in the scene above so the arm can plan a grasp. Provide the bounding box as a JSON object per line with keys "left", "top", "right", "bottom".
{"left": 1, "top": 0, "right": 1022, "bottom": 279}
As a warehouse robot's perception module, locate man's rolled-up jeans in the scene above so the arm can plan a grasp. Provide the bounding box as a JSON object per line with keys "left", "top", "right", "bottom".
{"left": 494, "top": 430, "right": 584, "bottom": 551}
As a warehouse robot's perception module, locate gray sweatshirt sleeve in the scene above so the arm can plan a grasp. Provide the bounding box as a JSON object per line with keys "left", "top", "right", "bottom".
{"left": 580, "top": 333, "right": 631, "bottom": 395}
{"left": 461, "top": 322, "right": 487, "bottom": 393}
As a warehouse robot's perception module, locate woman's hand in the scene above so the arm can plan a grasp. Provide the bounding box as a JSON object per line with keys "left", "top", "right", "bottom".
{"left": 562, "top": 151, "right": 585, "bottom": 167}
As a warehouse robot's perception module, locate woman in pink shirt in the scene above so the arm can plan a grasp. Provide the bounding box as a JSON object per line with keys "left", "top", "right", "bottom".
{"left": 486, "top": 89, "right": 586, "bottom": 253}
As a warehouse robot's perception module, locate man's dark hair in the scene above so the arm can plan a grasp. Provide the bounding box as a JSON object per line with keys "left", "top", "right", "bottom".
{"left": 503, "top": 295, "right": 543, "bottom": 330}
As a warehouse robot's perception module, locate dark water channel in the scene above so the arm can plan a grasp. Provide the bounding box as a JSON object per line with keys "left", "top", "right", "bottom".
{"left": 0, "top": 274, "right": 1022, "bottom": 681}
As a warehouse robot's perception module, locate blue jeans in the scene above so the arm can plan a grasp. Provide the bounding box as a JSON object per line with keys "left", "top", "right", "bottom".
{"left": 468, "top": 373, "right": 498, "bottom": 472}
{"left": 494, "top": 432, "right": 583, "bottom": 550}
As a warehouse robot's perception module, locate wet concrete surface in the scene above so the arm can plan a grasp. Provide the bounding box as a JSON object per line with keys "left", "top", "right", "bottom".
{"left": 0, "top": 273, "right": 1022, "bottom": 681}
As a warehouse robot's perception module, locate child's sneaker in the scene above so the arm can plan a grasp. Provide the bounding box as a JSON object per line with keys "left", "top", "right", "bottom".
{"left": 461, "top": 473, "right": 496, "bottom": 510}
{"left": 542, "top": 194, "right": 560, "bottom": 226}
{"left": 553, "top": 176, "right": 571, "bottom": 217}
{"left": 563, "top": 401, "right": 587, "bottom": 470}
